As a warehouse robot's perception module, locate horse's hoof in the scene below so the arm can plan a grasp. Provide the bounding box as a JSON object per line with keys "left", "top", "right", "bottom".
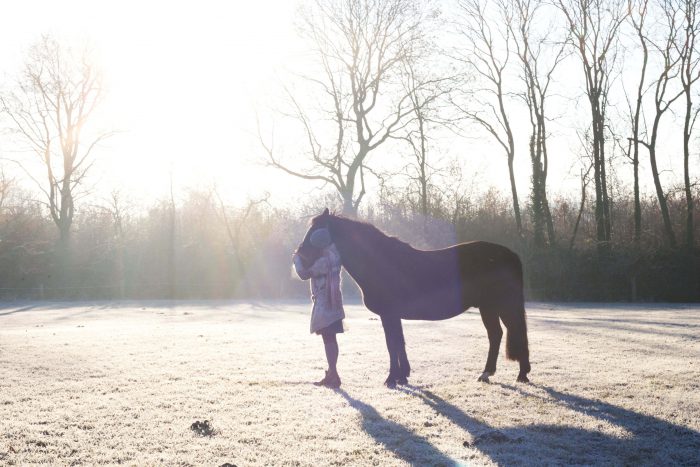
{"left": 477, "top": 371, "right": 491, "bottom": 383}
{"left": 397, "top": 376, "right": 408, "bottom": 385}
{"left": 384, "top": 377, "right": 397, "bottom": 389}
{"left": 516, "top": 374, "right": 530, "bottom": 383}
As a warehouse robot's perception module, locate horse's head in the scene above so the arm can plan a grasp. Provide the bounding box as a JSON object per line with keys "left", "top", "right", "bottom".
{"left": 295, "top": 207, "right": 333, "bottom": 267}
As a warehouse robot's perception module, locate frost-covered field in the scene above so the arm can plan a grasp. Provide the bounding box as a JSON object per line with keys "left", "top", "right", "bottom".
{"left": 1, "top": 300, "right": 699, "bottom": 466}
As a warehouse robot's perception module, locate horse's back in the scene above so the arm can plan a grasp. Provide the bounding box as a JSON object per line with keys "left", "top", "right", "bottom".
{"left": 365, "top": 240, "right": 522, "bottom": 320}
{"left": 453, "top": 241, "right": 522, "bottom": 281}
{"left": 421, "top": 241, "right": 521, "bottom": 284}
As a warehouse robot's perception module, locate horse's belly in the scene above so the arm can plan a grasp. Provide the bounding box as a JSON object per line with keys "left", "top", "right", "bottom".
{"left": 361, "top": 272, "right": 476, "bottom": 320}
{"left": 394, "top": 284, "right": 467, "bottom": 320}
{"left": 401, "top": 307, "right": 465, "bottom": 321}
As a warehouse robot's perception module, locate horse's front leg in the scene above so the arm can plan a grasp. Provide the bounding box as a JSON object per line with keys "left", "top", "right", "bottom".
{"left": 380, "top": 315, "right": 401, "bottom": 388}
{"left": 394, "top": 319, "right": 410, "bottom": 385}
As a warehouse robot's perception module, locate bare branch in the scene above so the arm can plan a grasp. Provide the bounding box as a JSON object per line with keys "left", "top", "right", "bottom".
{"left": 1, "top": 36, "right": 108, "bottom": 245}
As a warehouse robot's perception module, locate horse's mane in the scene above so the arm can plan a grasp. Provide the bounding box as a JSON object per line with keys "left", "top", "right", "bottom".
{"left": 329, "top": 214, "right": 416, "bottom": 254}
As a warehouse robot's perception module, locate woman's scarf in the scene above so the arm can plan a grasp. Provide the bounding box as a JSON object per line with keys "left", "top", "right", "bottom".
{"left": 325, "top": 246, "right": 342, "bottom": 311}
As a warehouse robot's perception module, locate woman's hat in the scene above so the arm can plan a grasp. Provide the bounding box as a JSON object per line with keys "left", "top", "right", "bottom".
{"left": 310, "top": 228, "right": 332, "bottom": 248}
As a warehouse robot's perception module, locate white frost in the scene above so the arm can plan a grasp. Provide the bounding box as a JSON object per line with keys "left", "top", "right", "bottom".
{"left": 0, "top": 301, "right": 699, "bottom": 465}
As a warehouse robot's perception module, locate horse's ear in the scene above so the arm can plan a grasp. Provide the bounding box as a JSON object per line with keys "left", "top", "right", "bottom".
{"left": 322, "top": 207, "right": 329, "bottom": 216}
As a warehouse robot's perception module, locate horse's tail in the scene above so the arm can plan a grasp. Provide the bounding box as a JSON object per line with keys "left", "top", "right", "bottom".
{"left": 504, "top": 254, "right": 529, "bottom": 363}
{"left": 505, "top": 303, "right": 529, "bottom": 362}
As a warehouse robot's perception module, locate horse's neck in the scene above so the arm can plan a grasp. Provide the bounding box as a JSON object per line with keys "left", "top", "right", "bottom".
{"left": 334, "top": 221, "right": 378, "bottom": 286}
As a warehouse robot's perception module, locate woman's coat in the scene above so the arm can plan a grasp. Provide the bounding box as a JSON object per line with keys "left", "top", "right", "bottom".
{"left": 293, "top": 244, "right": 345, "bottom": 333}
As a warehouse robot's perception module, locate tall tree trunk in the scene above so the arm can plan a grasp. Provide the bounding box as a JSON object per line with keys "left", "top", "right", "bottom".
{"left": 556, "top": 0, "right": 626, "bottom": 253}
{"left": 508, "top": 155, "right": 522, "bottom": 239}
{"left": 633, "top": 154, "right": 641, "bottom": 244}
{"left": 341, "top": 190, "right": 357, "bottom": 217}
{"left": 590, "top": 99, "right": 609, "bottom": 253}
{"left": 500, "top": 88, "right": 522, "bottom": 240}
{"left": 58, "top": 221, "right": 71, "bottom": 251}
{"left": 632, "top": 29, "right": 648, "bottom": 246}
{"left": 53, "top": 219, "right": 72, "bottom": 299}
{"left": 418, "top": 112, "right": 428, "bottom": 220}
{"left": 649, "top": 142, "right": 677, "bottom": 248}
{"left": 599, "top": 100, "right": 612, "bottom": 242}
{"left": 540, "top": 114, "right": 555, "bottom": 246}
{"left": 683, "top": 86, "right": 695, "bottom": 250}
{"left": 569, "top": 169, "right": 588, "bottom": 252}
{"left": 600, "top": 137, "right": 612, "bottom": 241}
{"left": 530, "top": 134, "right": 545, "bottom": 248}
{"left": 543, "top": 192, "right": 555, "bottom": 246}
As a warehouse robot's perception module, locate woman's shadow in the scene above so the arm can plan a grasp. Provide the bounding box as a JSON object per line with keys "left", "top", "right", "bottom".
{"left": 336, "top": 385, "right": 700, "bottom": 466}
{"left": 337, "top": 389, "right": 458, "bottom": 466}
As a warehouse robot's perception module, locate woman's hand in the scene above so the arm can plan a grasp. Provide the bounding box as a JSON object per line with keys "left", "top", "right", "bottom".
{"left": 293, "top": 253, "right": 312, "bottom": 281}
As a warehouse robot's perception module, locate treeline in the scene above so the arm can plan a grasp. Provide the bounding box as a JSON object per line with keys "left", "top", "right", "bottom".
{"left": 1, "top": 1, "right": 700, "bottom": 303}
{"left": 261, "top": 0, "right": 700, "bottom": 258}
{"left": 0, "top": 185, "right": 697, "bottom": 302}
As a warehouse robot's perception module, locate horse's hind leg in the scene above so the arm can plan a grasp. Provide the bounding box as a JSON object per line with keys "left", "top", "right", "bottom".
{"left": 477, "top": 306, "right": 503, "bottom": 383}
{"left": 498, "top": 301, "right": 531, "bottom": 383}
{"left": 380, "top": 315, "right": 401, "bottom": 388}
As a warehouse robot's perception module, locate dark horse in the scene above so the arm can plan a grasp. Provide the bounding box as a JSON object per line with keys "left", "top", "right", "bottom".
{"left": 296, "top": 208, "right": 531, "bottom": 387}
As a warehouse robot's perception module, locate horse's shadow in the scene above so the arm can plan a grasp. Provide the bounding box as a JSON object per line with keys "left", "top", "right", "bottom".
{"left": 337, "top": 384, "right": 700, "bottom": 466}
{"left": 337, "top": 389, "right": 457, "bottom": 466}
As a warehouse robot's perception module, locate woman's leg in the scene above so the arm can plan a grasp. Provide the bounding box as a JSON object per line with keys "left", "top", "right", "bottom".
{"left": 321, "top": 332, "right": 339, "bottom": 375}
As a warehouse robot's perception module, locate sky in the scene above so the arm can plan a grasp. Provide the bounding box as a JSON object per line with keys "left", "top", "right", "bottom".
{"left": 0, "top": 0, "right": 312, "bottom": 208}
{"left": 0, "top": 0, "right": 694, "bottom": 212}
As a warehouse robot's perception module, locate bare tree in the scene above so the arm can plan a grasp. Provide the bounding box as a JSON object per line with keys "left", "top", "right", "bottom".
{"left": 626, "top": 0, "right": 650, "bottom": 246}
{"left": 261, "top": 0, "right": 438, "bottom": 216}
{"left": 557, "top": 0, "right": 628, "bottom": 253}
{"left": 403, "top": 62, "right": 433, "bottom": 221}
{"left": 676, "top": 0, "right": 700, "bottom": 249}
{"left": 215, "top": 189, "right": 270, "bottom": 264}
{"left": 632, "top": 0, "right": 685, "bottom": 248}
{"left": 507, "top": 0, "right": 566, "bottom": 248}
{"left": 453, "top": 0, "right": 523, "bottom": 238}
{"left": 398, "top": 57, "right": 453, "bottom": 223}
{"left": 569, "top": 164, "right": 593, "bottom": 251}
{"left": 1, "top": 36, "right": 111, "bottom": 250}
{"left": 105, "top": 190, "right": 129, "bottom": 298}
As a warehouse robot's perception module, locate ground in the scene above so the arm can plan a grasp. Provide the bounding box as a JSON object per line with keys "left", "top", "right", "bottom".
{"left": 1, "top": 300, "right": 699, "bottom": 466}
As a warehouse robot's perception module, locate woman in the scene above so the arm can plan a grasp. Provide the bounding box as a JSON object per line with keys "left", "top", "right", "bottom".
{"left": 292, "top": 227, "right": 345, "bottom": 389}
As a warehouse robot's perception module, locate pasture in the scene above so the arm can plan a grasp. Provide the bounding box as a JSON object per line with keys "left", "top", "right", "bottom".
{"left": 1, "top": 301, "right": 699, "bottom": 466}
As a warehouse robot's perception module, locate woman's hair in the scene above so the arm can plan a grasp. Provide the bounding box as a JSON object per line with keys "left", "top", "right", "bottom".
{"left": 310, "top": 228, "right": 332, "bottom": 248}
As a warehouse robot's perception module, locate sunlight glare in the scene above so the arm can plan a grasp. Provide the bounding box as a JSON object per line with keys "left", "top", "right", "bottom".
{"left": 1, "top": 0, "right": 302, "bottom": 206}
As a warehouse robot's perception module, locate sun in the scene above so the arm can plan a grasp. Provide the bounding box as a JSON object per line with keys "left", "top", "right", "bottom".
{"left": 91, "top": 1, "right": 303, "bottom": 205}
{"left": 0, "top": 0, "right": 302, "bottom": 206}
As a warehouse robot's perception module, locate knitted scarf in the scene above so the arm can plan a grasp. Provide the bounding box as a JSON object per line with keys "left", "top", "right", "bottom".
{"left": 325, "top": 246, "right": 342, "bottom": 311}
